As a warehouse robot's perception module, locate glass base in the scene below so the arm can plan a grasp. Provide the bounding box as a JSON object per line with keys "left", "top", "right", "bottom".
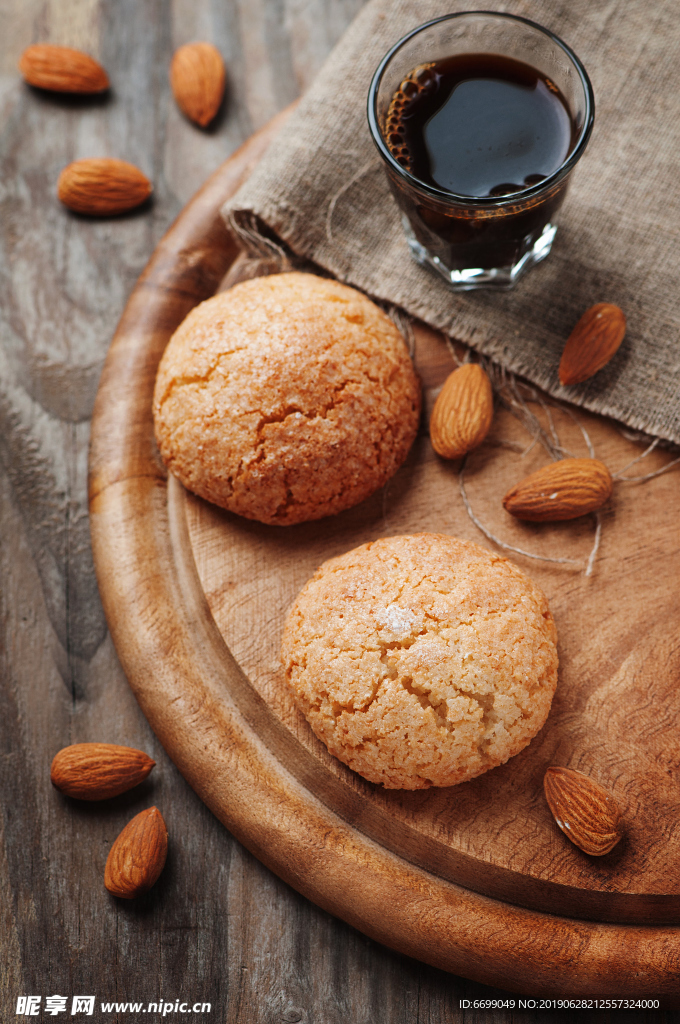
{"left": 403, "top": 218, "right": 558, "bottom": 291}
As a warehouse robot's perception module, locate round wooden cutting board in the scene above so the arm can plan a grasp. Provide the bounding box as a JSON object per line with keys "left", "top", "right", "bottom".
{"left": 89, "top": 107, "right": 680, "bottom": 996}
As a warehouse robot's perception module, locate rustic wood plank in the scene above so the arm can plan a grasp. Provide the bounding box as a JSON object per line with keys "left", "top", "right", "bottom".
{"left": 1, "top": 0, "right": 678, "bottom": 1019}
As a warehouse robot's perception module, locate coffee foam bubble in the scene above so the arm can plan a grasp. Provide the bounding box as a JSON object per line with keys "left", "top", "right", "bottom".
{"left": 384, "top": 63, "right": 437, "bottom": 172}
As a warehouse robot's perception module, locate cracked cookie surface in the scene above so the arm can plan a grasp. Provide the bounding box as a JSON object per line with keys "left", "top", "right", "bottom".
{"left": 281, "top": 533, "right": 558, "bottom": 789}
{"left": 152, "top": 272, "right": 421, "bottom": 525}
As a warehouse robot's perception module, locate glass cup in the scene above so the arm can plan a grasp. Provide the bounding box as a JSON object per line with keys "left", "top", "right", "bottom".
{"left": 367, "top": 12, "right": 595, "bottom": 290}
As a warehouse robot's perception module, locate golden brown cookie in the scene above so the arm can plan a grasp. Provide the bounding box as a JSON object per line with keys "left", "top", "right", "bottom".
{"left": 281, "top": 533, "right": 558, "bottom": 790}
{"left": 152, "top": 272, "right": 421, "bottom": 525}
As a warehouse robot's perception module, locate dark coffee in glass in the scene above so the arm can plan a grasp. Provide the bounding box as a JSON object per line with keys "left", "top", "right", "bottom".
{"left": 368, "top": 14, "right": 594, "bottom": 290}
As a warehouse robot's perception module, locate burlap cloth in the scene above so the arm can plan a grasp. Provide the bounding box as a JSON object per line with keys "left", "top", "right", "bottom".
{"left": 224, "top": 0, "right": 680, "bottom": 445}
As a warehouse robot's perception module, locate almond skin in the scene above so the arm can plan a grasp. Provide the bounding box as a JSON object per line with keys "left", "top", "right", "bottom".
{"left": 19, "top": 44, "right": 109, "bottom": 94}
{"left": 170, "top": 42, "right": 226, "bottom": 127}
{"left": 544, "top": 767, "right": 624, "bottom": 856}
{"left": 502, "top": 458, "right": 612, "bottom": 521}
{"left": 430, "top": 363, "right": 493, "bottom": 459}
{"left": 50, "top": 743, "right": 155, "bottom": 801}
{"left": 57, "top": 158, "right": 152, "bottom": 216}
{"left": 105, "top": 807, "right": 168, "bottom": 899}
{"left": 559, "top": 303, "right": 626, "bottom": 386}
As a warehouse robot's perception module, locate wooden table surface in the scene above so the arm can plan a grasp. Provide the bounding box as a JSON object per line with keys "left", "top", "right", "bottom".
{"left": 0, "top": 2, "right": 674, "bottom": 1022}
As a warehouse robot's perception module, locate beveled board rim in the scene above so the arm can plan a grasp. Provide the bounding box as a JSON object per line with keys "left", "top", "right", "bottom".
{"left": 87, "top": 107, "right": 680, "bottom": 997}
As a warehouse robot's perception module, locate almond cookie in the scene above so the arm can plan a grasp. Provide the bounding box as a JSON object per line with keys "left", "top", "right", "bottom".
{"left": 281, "top": 533, "right": 558, "bottom": 789}
{"left": 153, "top": 272, "right": 421, "bottom": 525}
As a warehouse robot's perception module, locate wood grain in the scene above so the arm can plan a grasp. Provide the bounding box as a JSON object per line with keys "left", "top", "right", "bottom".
{"left": 89, "top": 97, "right": 680, "bottom": 995}
{"left": 6, "top": 1, "right": 533, "bottom": 1020}
{"left": 4, "top": 0, "right": 680, "bottom": 1016}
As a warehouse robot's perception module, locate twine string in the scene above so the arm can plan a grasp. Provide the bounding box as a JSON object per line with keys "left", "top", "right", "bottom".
{"left": 613, "top": 437, "right": 659, "bottom": 476}
{"left": 458, "top": 457, "right": 581, "bottom": 567}
{"left": 226, "top": 210, "right": 293, "bottom": 271}
{"left": 440, "top": 338, "right": 679, "bottom": 576}
{"left": 584, "top": 513, "right": 602, "bottom": 578}
{"left": 386, "top": 305, "right": 416, "bottom": 359}
{"left": 614, "top": 453, "right": 680, "bottom": 483}
{"left": 325, "top": 159, "right": 381, "bottom": 244}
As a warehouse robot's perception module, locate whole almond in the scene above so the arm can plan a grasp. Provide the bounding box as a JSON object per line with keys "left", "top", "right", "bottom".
{"left": 105, "top": 807, "right": 168, "bottom": 899}
{"left": 544, "top": 767, "right": 624, "bottom": 856}
{"left": 502, "top": 458, "right": 612, "bottom": 521}
{"left": 51, "top": 743, "right": 155, "bottom": 800}
{"left": 170, "top": 42, "right": 226, "bottom": 127}
{"left": 19, "top": 44, "right": 109, "bottom": 94}
{"left": 559, "top": 303, "right": 626, "bottom": 386}
{"left": 430, "top": 363, "right": 493, "bottom": 459}
{"left": 57, "top": 158, "right": 152, "bottom": 216}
